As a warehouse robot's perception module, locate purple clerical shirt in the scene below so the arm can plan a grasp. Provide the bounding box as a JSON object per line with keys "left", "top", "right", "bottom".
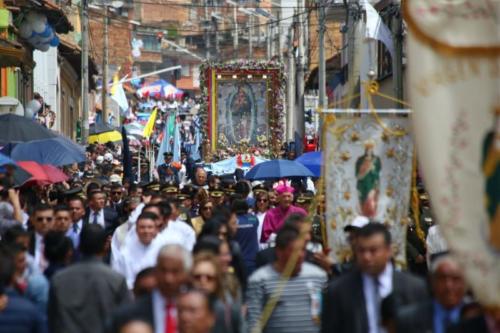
{"left": 260, "top": 205, "right": 307, "bottom": 242}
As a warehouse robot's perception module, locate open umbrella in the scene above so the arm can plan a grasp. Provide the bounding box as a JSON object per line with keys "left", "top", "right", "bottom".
{"left": 9, "top": 136, "right": 85, "bottom": 166}
{"left": 17, "top": 161, "right": 51, "bottom": 185}
{"left": 295, "top": 151, "right": 322, "bottom": 177}
{"left": 245, "top": 159, "right": 314, "bottom": 180}
{"left": 0, "top": 113, "right": 57, "bottom": 145}
{"left": 0, "top": 153, "right": 32, "bottom": 186}
{"left": 89, "top": 123, "right": 122, "bottom": 144}
{"left": 40, "top": 164, "right": 69, "bottom": 183}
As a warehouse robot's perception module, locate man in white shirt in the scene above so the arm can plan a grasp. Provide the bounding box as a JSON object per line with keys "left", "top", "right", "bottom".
{"left": 29, "top": 204, "right": 55, "bottom": 273}
{"left": 67, "top": 197, "right": 86, "bottom": 249}
{"left": 165, "top": 200, "right": 196, "bottom": 251}
{"left": 112, "top": 212, "right": 163, "bottom": 289}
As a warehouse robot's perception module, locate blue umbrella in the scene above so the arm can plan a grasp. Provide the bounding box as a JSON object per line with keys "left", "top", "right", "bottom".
{"left": 8, "top": 136, "right": 85, "bottom": 166}
{"left": 295, "top": 151, "right": 322, "bottom": 177}
{"left": 0, "top": 152, "right": 32, "bottom": 185}
{"left": 245, "top": 159, "right": 314, "bottom": 180}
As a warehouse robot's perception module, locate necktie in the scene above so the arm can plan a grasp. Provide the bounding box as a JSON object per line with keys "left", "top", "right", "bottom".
{"left": 72, "top": 223, "right": 79, "bottom": 233}
{"left": 165, "top": 301, "right": 177, "bottom": 333}
{"left": 443, "top": 312, "right": 452, "bottom": 331}
{"left": 92, "top": 211, "right": 99, "bottom": 224}
{"left": 373, "top": 277, "right": 382, "bottom": 333}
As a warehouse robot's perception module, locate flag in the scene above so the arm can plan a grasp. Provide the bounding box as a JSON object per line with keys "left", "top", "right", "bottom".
{"left": 172, "top": 121, "right": 181, "bottom": 162}
{"left": 121, "top": 126, "right": 133, "bottom": 183}
{"left": 407, "top": 0, "right": 500, "bottom": 305}
{"left": 143, "top": 108, "right": 158, "bottom": 139}
{"left": 363, "top": 1, "right": 394, "bottom": 58}
{"left": 111, "top": 73, "right": 129, "bottom": 112}
{"left": 156, "top": 124, "right": 169, "bottom": 167}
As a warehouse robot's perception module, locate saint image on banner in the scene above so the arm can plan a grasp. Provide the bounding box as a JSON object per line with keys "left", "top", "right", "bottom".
{"left": 231, "top": 85, "right": 253, "bottom": 142}
{"left": 482, "top": 109, "right": 500, "bottom": 250}
{"left": 355, "top": 139, "right": 382, "bottom": 218}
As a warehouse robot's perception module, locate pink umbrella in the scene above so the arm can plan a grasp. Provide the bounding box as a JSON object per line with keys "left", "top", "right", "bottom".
{"left": 17, "top": 161, "right": 51, "bottom": 185}
{"left": 41, "top": 164, "right": 69, "bottom": 183}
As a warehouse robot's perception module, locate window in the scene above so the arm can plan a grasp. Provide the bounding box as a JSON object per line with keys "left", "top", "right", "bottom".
{"left": 140, "top": 35, "right": 161, "bottom": 52}
{"left": 181, "top": 64, "right": 190, "bottom": 77}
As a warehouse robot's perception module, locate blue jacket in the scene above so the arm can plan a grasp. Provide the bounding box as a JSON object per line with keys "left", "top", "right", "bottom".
{"left": 235, "top": 213, "right": 259, "bottom": 275}
{"left": 0, "top": 289, "right": 48, "bottom": 333}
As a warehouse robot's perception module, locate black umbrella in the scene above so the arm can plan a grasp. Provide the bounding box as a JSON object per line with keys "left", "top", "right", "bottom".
{"left": 0, "top": 114, "right": 57, "bottom": 145}
{"left": 89, "top": 122, "right": 116, "bottom": 135}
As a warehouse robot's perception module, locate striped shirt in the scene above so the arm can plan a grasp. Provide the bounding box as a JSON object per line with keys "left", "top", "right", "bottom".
{"left": 246, "top": 262, "right": 327, "bottom": 333}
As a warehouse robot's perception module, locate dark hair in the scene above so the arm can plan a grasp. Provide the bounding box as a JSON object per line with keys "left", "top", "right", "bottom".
{"left": 231, "top": 199, "right": 248, "bottom": 215}
{"left": 86, "top": 182, "right": 101, "bottom": 196}
{"left": 179, "top": 288, "right": 216, "bottom": 314}
{"left": 234, "top": 181, "right": 250, "bottom": 196}
{"left": 136, "top": 212, "right": 159, "bottom": 225}
{"left": 3, "top": 225, "right": 29, "bottom": 245}
{"left": 88, "top": 190, "right": 104, "bottom": 201}
{"left": 44, "top": 231, "right": 73, "bottom": 263}
{"left": 357, "top": 222, "right": 391, "bottom": 245}
{"left": 54, "top": 204, "right": 71, "bottom": 214}
{"left": 79, "top": 224, "right": 107, "bottom": 256}
{"left": 129, "top": 183, "right": 141, "bottom": 193}
{"left": 143, "top": 203, "right": 163, "bottom": 216}
{"left": 31, "top": 203, "right": 53, "bottom": 217}
{"left": 193, "top": 235, "right": 221, "bottom": 255}
{"left": 282, "top": 213, "right": 306, "bottom": 228}
{"left": 198, "top": 218, "right": 227, "bottom": 241}
{"left": 275, "top": 225, "right": 300, "bottom": 250}
{"left": 133, "top": 267, "right": 156, "bottom": 298}
{"left": 158, "top": 201, "right": 173, "bottom": 219}
{"left": 68, "top": 196, "right": 85, "bottom": 206}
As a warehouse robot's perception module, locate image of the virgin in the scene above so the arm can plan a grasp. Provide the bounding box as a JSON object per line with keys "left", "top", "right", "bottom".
{"left": 355, "top": 139, "right": 382, "bottom": 218}
{"left": 228, "top": 84, "right": 254, "bottom": 143}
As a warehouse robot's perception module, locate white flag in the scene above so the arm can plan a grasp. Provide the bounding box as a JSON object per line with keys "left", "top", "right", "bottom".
{"left": 407, "top": 0, "right": 500, "bottom": 307}
{"left": 363, "top": 1, "right": 394, "bottom": 58}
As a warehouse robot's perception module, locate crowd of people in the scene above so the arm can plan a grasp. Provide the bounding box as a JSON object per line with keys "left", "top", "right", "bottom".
{"left": 0, "top": 141, "right": 498, "bottom": 333}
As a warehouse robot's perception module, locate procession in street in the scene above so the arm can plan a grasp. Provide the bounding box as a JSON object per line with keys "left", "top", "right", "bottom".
{"left": 0, "top": 0, "right": 499, "bottom": 333}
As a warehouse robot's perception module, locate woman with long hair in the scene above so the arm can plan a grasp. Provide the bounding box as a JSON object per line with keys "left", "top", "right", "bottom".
{"left": 190, "top": 252, "right": 243, "bottom": 333}
{"left": 191, "top": 199, "right": 214, "bottom": 235}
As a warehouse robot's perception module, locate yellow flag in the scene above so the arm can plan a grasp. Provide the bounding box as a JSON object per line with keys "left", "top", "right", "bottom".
{"left": 110, "top": 72, "right": 119, "bottom": 96}
{"left": 143, "top": 108, "right": 158, "bottom": 139}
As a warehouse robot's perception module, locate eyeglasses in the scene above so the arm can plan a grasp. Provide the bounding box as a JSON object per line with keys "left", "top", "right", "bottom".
{"left": 111, "top": 191, "right": 122, "bottom": 195}
{"left": 257, "top": 199, "right": 268, "bottom": 203}
{"left": 202, "top": 206, "right": 213, "bottom": 211}
{"left": 36, "top": 217, "right": 53, "bottom": 222}
{"left": 193, "top": 273, "right": 215, "bottom": 281}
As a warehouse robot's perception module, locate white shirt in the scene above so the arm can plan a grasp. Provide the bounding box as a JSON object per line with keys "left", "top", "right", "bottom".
{"left": 166, "top": 219, "right": 196, "bottom": 251}
{"left": 362, "top": 263, "right": 393, "bottom": 333}
{"left": 89, "top": 209, "right": 105, "bottom": 228}
{"left": 153, "top": 289, "right": 176, "bottom": 333}
{"left": 426, "top": 225, "right": 448, "bottom": 262}
{"left": 110, "top": 218, "right": 136, "bottom": 269}
{"left": 112, "top": 235, "right": 164, "bottom": 289}
{"left": 33, "top": 233, "right": 46, "bottom": 272}
{"left": 255, "top": 211, "right": 267, "bottom": 247}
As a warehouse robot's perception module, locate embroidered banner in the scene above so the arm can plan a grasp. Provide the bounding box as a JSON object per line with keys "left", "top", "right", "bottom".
{"left": 324, "top": 110, "right": 413, "bottom": 267}
{"left": 406, "top": 0, "right": 500, "bottom": 306}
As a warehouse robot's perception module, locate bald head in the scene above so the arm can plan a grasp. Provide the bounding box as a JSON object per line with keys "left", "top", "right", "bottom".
{"left": 156, "top": 245, "right": 192, "bottom": 298}
{"left": 430, "top": 255, "right": 466, "bottom": 309}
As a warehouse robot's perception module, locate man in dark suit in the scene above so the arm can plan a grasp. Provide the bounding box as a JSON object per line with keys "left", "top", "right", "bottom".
{"left": 28, "top": 204, "right": 55, "bottom": 273}
{"left": 396, "top": 254, "right": 466, "bottom": 333}
{"left": 48, "top": 224, "right": 130, "bottom": 333}
{"left": 109, "top": 244, "right": 192, "bottom": 333}
{"left": 158, "top": 152, "right": 179, "bottom": 184}
{"left": 321, "top": 223, "right": 429, "bottom": 333}
{"left": 83, "top": 191, "right": 119, "bottom": 235}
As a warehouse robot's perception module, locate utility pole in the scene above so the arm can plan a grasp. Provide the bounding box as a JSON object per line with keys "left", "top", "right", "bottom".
{"left": 286, "top": 24, "right": 295, "bottom": 142}
{"left": 318, "top": 0, "right": 327, "bottom": 110}
{"left": 347, "top": 0, "right": 362, "bottom": 108}
{"left": 248, "top": 15, "right": 253, "bottom": 58}
{"left": 204, "top": 2, "right": 210, "bottom": 60}
{"left": 296, "top": 2, "right": 305, "bottom": 145}
{"left": 266, "top": 23, "right": 271, "bottom": 59}
{"left": 392, "top": 4, "right": 403, "bottom": 108}
{"left": 233, "top": 5, "right": 238, "bottom": 59}
{"left": 277, "top": 12, "right": 282, "bottom": 62}
{"left": 81, "top": 0, "right": 89, "bottom": 142}
{"left": 102, "top": 5, "right": 109, "bottom": 123}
